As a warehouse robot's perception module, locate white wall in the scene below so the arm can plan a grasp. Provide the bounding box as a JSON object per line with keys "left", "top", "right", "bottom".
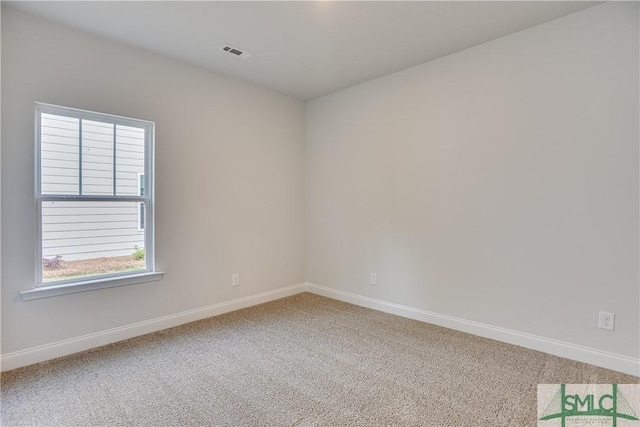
{"left": 306, "top": 2, "right": 639, "bottom": 360}
{"left": 1, "top": 7, "right": 305, "bottom": 354}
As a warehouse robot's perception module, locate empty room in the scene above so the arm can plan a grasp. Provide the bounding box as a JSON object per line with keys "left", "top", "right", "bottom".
{"left": 1, "top": 1, "right": 638, "bottom": 426}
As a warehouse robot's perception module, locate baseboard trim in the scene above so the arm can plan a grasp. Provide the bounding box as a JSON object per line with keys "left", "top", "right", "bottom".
{"left": 305, "top": 283, "right": 640, "bottom": 377}
{"left": 1, "top": 283, "right": 307, "bottom": 372}
{"left": 4, "top": 282, "right": 637, "bottom": 376}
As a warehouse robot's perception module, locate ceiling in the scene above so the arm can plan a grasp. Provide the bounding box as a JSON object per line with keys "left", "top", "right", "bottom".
{"left": 7, "top": 1, "right": 600, "bottom": 100}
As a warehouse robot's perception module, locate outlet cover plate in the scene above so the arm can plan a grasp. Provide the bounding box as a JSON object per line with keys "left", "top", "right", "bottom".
{"left": 598, "top": 311, "right": 615, "bottom": 331}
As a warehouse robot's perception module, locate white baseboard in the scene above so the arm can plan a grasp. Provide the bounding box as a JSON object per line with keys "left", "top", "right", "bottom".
{"left": 1, "top": 283, "right": 306, "bottom": 372}
{"left": 4, "top": 282, "right": 638, "bottom": 377}
{"left": 305, "top": 283, "right": 640, "bottom": 377}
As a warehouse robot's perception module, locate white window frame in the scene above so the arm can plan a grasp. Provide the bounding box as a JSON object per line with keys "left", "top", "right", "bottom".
{"left": 22, "top": 103, "right": 163, "bottom": 301}
{"left": 137, "top": 172, "right": 145, "bottom": 232}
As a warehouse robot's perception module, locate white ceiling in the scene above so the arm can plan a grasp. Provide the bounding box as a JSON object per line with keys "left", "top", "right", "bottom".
{"left": 7, "top": 1, "right": 600, "bottom": 100}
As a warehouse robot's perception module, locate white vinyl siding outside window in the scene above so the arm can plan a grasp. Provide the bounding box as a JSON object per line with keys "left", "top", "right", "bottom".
{"left": 22, "top": 103, "right": 162, "bottom": 300}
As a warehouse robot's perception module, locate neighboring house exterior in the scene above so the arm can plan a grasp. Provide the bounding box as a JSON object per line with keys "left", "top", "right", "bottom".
{"left": 41, "top": 113, "right": 145, "bottom": 261}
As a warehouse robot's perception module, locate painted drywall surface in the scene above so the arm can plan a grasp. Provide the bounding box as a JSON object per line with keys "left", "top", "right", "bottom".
{"left": 306, "top": 2, "right": 639, "bottom": 358}
{"left": 1, "top": 7, "right": 305, "bottom": 354}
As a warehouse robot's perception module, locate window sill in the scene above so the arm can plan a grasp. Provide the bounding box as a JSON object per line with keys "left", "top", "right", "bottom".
{"left": 21, "top": 271, "right": 165, "bottom": 301}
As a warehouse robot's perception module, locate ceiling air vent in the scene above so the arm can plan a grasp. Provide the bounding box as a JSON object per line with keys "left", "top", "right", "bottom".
{"left": 220, "top": 45, "right": 252, "bottom": 59}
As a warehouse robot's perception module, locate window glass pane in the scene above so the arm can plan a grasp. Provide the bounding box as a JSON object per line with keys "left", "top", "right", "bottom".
{"left": 82, "top": 120, "right": 114, "bottom": 195}
{"left": 116, "top": 125, "right": 145, "bottom": 196}
{"left": 41, "top": 113, "right": 79, "bottom": 195}
{"left": 42, "top": 200, "right": 146, "bottom": 283}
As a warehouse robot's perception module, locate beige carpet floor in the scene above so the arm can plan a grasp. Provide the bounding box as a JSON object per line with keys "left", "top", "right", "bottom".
{"left": 1, "top": 293, "right": 638, "bottom": 426}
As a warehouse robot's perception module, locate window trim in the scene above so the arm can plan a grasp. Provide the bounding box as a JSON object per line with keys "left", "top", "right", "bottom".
{"left": 25, "top": 102, "right": 161, "bottom": 300}
{"left": 21, "top": 271, "right": 164, "bottom": 301}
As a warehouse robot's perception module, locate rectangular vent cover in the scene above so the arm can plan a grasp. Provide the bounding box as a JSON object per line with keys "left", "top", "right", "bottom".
{"left": 220, "top": 45, "right": 252, "bottom": 59}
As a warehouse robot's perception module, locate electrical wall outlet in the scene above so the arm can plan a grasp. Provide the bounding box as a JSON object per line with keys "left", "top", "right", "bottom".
{"left": 370, "top": 273, "right": 377, "bottom": 285}
{"left": 232, "top": 274, "right": 240, "bottom": 287}
{"left": 598, "top": 311, "right": 615, "bottom": 331}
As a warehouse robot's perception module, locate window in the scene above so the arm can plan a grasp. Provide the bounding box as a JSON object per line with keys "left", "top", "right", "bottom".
{"left": 24, "top": 103, "right": 162, "bottom": 300}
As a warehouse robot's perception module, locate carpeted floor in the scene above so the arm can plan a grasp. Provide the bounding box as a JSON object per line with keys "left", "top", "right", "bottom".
{"left": 1, "top": 293, "right": 638, "bottom": 426}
